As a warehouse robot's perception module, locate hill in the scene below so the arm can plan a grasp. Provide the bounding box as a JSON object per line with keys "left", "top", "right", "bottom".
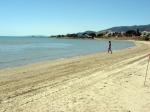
{"left": 101, "top": 24, "right": 150, "bottom": 32}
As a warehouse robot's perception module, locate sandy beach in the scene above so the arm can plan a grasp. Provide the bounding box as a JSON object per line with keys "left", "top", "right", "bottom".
{"left": 0, "top": 40, "right": 150, "bottom": 112}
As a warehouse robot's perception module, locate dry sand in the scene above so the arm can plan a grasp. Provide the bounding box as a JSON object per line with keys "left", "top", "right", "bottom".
{"left": 0, "top": 40, "right": 150, "bottom": 112}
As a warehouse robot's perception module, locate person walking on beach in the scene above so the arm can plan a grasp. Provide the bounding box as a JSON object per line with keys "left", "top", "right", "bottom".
{"left": 108, "top": 41, "right": 112, "bottom": 54}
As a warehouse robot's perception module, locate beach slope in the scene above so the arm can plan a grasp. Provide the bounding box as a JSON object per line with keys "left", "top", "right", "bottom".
{"left": 0, "top": 41, "right": 150, "bottom": 112}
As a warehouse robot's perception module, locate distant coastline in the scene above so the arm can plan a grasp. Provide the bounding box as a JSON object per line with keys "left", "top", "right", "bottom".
{"left": 50, "top": 24, "right": 150, "bottom": 41}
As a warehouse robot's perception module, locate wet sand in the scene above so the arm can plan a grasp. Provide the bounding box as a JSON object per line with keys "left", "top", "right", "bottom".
{"left": 0, "top": 40, "right": 150, "bottom": 112}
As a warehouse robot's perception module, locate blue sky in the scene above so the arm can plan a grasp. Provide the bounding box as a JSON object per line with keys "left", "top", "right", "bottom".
{"left": 0, "top": 0, "right": 150, "bottom": 36}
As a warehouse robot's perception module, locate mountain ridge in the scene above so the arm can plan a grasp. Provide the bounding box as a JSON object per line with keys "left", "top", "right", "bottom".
{"left": 100, "top": 24, "right": 150, "bottom": 33}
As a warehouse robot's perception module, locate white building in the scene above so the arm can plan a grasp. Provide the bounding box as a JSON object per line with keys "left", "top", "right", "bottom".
{"left": 141, "top": 31, "right": 150, "bottom": 37}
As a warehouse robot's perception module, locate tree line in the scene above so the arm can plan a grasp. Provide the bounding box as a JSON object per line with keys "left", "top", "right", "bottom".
{"left": 50, "top": 29, "right": 150, "bottom": 41}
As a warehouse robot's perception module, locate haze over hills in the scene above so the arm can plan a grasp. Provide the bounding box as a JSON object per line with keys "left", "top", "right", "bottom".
{"left": 100, "top": 24, "right": 150, "bottom": 33}
{"left": 51, "top": 24, "right": 150, "bottom": 39}
{"left": 76, "top": 24, "right": 150, "bottom": 35}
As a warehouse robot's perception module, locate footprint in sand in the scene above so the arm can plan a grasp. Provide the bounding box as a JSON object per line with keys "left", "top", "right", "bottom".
{"left": 129, "top": 74, "right": 132, "bottom": 76}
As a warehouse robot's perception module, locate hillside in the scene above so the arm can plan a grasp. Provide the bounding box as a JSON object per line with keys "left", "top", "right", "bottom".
{"left": 50, "top": 24, "right": 150, "bottom": 39}
{"left": 102, "top": 24, "right": 150, "bottom": 32}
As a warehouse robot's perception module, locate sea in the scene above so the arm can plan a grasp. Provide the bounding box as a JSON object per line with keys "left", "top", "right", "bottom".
{"left": 0, "top": 36, "right": 135, "bottom": 69}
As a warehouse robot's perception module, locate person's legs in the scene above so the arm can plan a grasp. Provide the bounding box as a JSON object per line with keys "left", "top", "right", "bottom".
{"left": 108, "top": 48, "right": 112, "bottom": 54}
{"left": 108, "top": 47, "right": 111, "bottom": 53}
{"left": 110, "top": 48, "right": 112, "bottom": 54}
{"left": 108, "top": 49, "right": 109, "bottom": 53}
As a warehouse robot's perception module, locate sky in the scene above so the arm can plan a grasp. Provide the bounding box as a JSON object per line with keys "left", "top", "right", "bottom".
{"left": 0, "top": 0, "right": 150, "bottom": 36}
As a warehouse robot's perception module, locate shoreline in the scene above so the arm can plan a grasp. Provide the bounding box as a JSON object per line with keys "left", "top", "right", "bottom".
{"left": 0, "top": 40, "right": 150, "bottom": 112}
{"left": 0, "top": 39, "right": 135, "bottom": 71}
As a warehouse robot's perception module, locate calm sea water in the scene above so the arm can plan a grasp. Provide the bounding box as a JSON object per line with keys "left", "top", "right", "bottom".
{"left": 0, "top": 36, "right": 135, "bottom": 69}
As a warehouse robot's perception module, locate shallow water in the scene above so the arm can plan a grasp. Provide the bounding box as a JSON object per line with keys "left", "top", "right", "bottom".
{"left": 0, "top": 36, "right": 135, "bottom": 69}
